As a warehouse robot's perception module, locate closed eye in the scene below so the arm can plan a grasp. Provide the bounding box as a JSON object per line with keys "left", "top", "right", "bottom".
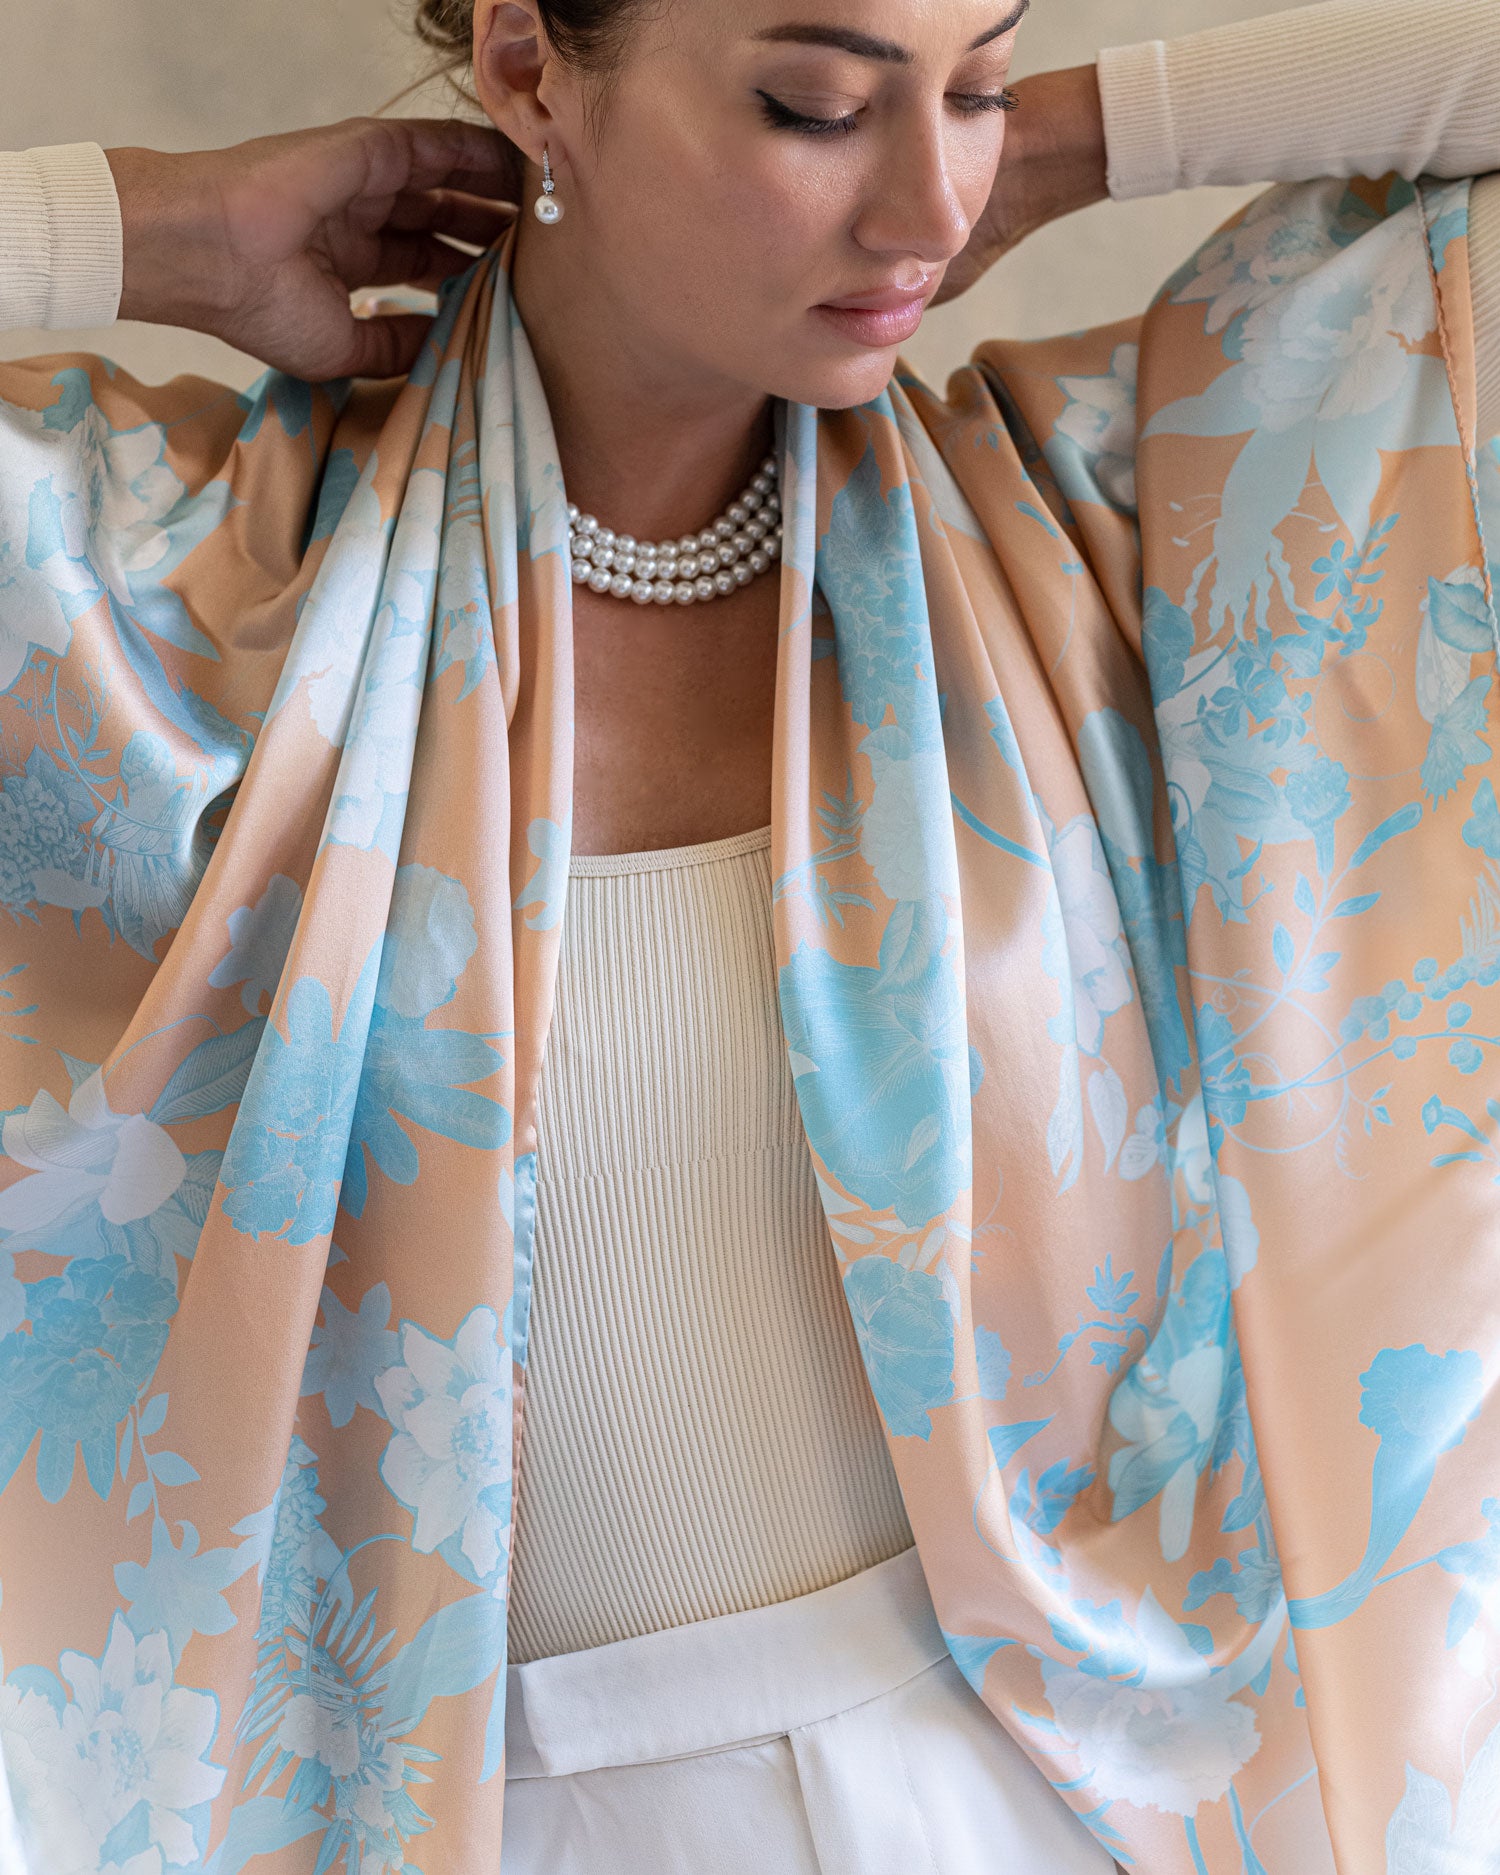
{"left": 755, "top": 88, "right": 1018, "bottom": 137}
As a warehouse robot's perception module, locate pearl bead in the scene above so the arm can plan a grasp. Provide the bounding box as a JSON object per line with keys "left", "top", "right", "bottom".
{"left": 675, "top": 553, "right": 695, "bottom": 578}
{"left": 610, "top": 573, "right": 634, "bottom": 599}
{"left": 748, "top": 548, "right": 770, "bottom": 575}
{"left": 743, "top": 488, "right": 762, "bottom": 512}
{"left": 747, "top": 519, "right": 767, "bottom": 542}
{"left": 615, "top": 534, "right": 636, "bottom": 554}
{"left": 751, "top": 472, "right": 772, "bottom": 496}
{"left": 714, "top": 517, "right": 736, "bottom": 540}
{"left": 595, "top": 528, "right": 616, "bottom": 552}
{"left": 676, "top": 535, "right": 698, "bottom": 556}
{"left": 673, "top": 581, "right": 697, "bottom": 604}
{"left": 713, "top": 570, "right": 735, "bottom": 595}
{"left": 631, "top": 580, "right": 656, "bottom": 604}
{"left": 534, "top": 195, "right": 564, "bottom": 225}
{"left": 767, "top": 536, "right": 781, "bottom": 560}
{"left": 567, "top": 503, "right": 580, "bottom": 524}
{"left": 652, "top": 580, "right": 676, "bottom": 604}
{"left": 587, "top": 567, "right": 612, "bottom": 593}
{"left": 658, "top": 558, "right": 678, "bottom": 581}
{"left": 731, "top": 531, "right": 752, "bottom": 557}
{"left": 577, "top": 513, "right": 598, "bottom": 535}
{"left": 571, "top": 558, "right": 592, "bottom": 583}
{"left": 693, "top": 576, "right": 716, "bottom": 601}
{"left": 694, "top": 529, "right": 717, "bottom": 554}
{"left": 732, "top": 561, "right": 753, "bottom": 586}
{"left": 716, "top": 542, "right": 738, "bottom": 568}
{"left": 592, "top": 546, "right": 615, "bottom": 570}
{"left": 728, "top": 502, "right": 749, "bottom": 526}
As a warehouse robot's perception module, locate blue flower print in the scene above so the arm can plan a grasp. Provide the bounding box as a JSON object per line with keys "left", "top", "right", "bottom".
{"left": 301, "top": 1280, "right": 401, "bottom": 1428}
{"left": 220, "top": 971, "right": 371, "bottom": 1246}
{"left": 207, "top": 872, "right": 304, "bottom": 1015}
{"left": 842, "top": 1254, "right": 956, "bottom": 1439}
{"left": 1051, "top": 343, "right": 1140, "bottom": 513}
{"left": 374, "top": 1305, "right": 514, "bottom": 1587}
{"left": 1283, "top": 755, "right": 1352, "bottom": 874}
{"left": 0, "top": 1253, "right": 175, "bottom": 1502}
{"left": 115, "top": 1514, "right": 252, "bottom": 1663}
{"left": 1290, "top": 1345, "right": 1484, "bottom": 1631}
{"left": 779, "top": 897, "right": 970, "bottom": 1228}
{"left": 818, "top": 443, "right": 931, "bottom": 735}
{"left": 1312, "top": 540, "right": 1358, "bottom": 604}
{"left": 0, "top": 747, "right": 101, "bottom": 915}
{"left": 1107, "top": 1251, "right": 1233, "bottom": 1562}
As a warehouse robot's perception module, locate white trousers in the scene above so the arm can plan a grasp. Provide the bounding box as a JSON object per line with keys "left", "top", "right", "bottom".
{"left": 499, "top": 1546, "right": 1115, "bottom": 1875}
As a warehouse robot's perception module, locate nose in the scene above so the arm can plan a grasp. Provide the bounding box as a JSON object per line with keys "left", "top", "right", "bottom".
{"left": 851, "top": 110, "right": 987, "bottom": 268}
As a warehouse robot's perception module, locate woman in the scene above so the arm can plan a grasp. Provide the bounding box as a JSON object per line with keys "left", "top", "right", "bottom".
{"left": 0, "top": 1, "right": 1498, "bottom": 1870}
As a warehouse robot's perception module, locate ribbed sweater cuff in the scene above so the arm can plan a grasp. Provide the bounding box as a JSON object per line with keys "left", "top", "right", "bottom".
{"left": 1097, "top": 41, "right": 1176, "bottom": 203}
{"left": 1100, "top": 0, "right": 1500, "bottom": 202}
{"left": 0, "top": 142, "right": 122, "bottom": 331}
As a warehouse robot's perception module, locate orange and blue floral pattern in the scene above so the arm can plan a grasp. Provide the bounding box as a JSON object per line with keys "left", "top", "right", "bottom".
{"left": 0, "top": 175, "right": 1494, "bottom": 1872}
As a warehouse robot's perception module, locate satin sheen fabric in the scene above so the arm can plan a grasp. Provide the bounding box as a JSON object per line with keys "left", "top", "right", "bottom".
{"left": 0, "top": 174, "right": 1496, "bottom": 1873}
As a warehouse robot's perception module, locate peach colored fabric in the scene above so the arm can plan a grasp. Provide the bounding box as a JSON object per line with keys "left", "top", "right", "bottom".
{"left": 0, "top": 176, "right": 1495, "bottom": 1872}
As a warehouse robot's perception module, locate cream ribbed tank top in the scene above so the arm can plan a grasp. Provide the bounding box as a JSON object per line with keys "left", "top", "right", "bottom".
{"left": 508, "top": 826, "right": 914, "bottom": 1665}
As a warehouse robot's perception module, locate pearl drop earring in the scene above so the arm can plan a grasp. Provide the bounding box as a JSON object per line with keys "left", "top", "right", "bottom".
{"left": 534, "top": 145, "right": 563, "bottom": 225}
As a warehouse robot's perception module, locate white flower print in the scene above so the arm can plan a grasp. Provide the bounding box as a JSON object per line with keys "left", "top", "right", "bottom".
{"left": 0, "top": 1070, "right": 186, "bottom": 1239}
{"left": 3, "top": 1614, "right": 226, "bottom": 1869}
{"left": 1055, "top": 344, "right": 1139, "bottom": 510}
{"left": 375, "top": 1305, "right": 513, "bottom": 1586}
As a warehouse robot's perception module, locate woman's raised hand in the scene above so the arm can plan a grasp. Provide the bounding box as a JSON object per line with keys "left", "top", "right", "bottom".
{"left": 107, "top": 118, "right": 526, "bottom": 380}
{"left": 931, "top": 66, "right": 1109, "bottom": 307}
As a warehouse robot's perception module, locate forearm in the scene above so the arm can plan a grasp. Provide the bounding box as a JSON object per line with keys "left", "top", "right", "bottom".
{"left": 1099, "top": 0, "right": 1500, "bottom": 200}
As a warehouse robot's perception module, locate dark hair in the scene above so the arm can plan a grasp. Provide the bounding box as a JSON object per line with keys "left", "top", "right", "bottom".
{"left": 414, "top": 0, "right": 653, "bottom": 106}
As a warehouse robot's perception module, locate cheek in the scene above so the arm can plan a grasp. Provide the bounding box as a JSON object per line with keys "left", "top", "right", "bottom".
{"left": 590, "top": 120, "right": 852, "bottom": 329}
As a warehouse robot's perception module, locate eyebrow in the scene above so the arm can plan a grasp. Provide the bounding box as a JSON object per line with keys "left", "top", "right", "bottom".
{"left": 751, "top": 1, "right": 1030, "bottom": 65}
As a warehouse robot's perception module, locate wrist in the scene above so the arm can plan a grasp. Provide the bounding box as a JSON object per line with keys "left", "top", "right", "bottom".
{"left": 106, "top": 146, "right": 235, "bottom": 330}
{"left": 1002, "top": 65, "right": 1109, "bottom": 243}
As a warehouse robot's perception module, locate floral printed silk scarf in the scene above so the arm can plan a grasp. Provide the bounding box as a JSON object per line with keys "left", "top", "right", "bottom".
{"left": 0, "top": 174, "right": 1497, "bottom": 1874}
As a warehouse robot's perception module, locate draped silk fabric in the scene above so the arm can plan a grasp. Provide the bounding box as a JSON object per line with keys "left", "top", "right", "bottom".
{"left": 0, "top": 173, "right": 1496, "bottom": 1874}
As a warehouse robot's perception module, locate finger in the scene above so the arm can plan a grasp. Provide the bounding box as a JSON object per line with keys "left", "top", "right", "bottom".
{"left": 339, "top": 311, "right": 436, "bottom": 380}
{"left": 392, "top": 119, "right": 528, "bottom": 198}
{"left": 386, "top": 188, "right": 519, "bottom": 245}
{"left": 336, "top": 117, "right": 526, "bottom": 205}
{"left": 358, "top": 231, "right": 487, "bottom": 292}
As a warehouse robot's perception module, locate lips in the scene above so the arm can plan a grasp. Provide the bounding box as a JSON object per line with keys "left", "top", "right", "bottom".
{"left": 819, "top": 276, "right": 939, "bottom": 313}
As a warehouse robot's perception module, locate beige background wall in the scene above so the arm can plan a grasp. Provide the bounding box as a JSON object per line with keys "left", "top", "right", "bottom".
{"left": 1, "top": 0, "right": 1283, "bottom": 390}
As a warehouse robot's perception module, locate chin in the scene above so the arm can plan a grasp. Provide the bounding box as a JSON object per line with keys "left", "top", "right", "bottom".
{"left": 762, "top": 352, "right": 903, "bottom": 413}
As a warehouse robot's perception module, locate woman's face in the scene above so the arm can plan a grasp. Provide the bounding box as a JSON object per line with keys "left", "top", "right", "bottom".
{"left": 476, "top": 0, "right": 1027, "bottom": 410}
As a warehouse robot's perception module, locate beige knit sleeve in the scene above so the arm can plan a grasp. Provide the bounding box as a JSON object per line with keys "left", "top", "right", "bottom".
{"left": 0, "top": 143, "right": 122, "bottom": 332}
{"left": 1098, "top": 0, "right": 1500, "bottom": 446}
{"left": 1099, "top": 0, "right": 1500, "bottom": 201}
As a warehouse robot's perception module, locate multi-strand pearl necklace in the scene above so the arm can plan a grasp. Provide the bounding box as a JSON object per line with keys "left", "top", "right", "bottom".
{"left": 568, "top": 454, "right": 782, "bottom": 607}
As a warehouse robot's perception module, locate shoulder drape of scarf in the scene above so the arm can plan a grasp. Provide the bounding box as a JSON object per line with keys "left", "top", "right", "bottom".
{"left": 0, "top": 174, "right": 1495, "bottom": 1874}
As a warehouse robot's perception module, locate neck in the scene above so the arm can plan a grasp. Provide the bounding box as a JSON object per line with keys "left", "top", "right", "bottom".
{"left": 507, "top": 190, "right": 778, "bottom": 542}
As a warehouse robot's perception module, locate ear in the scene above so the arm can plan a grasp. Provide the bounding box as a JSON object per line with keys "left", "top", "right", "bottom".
{"left": 473, "top": 0, "right": 557, "bottom": 160}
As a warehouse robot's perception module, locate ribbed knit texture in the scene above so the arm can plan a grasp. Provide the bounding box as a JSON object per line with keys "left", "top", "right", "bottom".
{"left": 508, "top": 826, "right": 914, "bottom": 1665}
{"left": 1100, "top": 0, "right": 1500, "bottom": 201}
{"left": 0, "top": 143, "right": 121, "bottom": 330}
